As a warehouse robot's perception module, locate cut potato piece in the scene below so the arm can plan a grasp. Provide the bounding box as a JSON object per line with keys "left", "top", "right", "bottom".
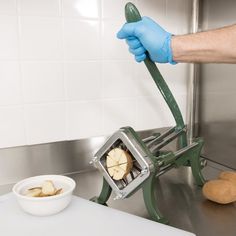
{"left": 38, "top": 192, "right": 51, "bottom": 197}
{"left": 55, "top": 188, "right": 63, "bottom": 195}
{"left": 26, "top": 188, "right": 42, "bottom": 197}
{"left": 42, "top": 180, "right": 56, "bottom": 195}
{"left": 106, "top": 148, "right": 133, "bottom": 180}
{"left": 203, "top": 179, "right": 236, "bottom": 204}
{"left": 24, "top": 180, "right": 63, "bottom": 198}
{"left": 28, "top": 187, "right": 42, "bottom": 191}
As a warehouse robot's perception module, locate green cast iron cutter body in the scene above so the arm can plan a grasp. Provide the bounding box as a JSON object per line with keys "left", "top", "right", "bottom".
{"left": 90, "top": 2, "right": 206, "bottom": 224}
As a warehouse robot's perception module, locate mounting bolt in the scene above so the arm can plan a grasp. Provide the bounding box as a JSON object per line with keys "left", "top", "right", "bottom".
{"left": 113, "top": 193, "right": 123, "bottom": 200}
{"left": 140, "top": 167, "right": 148, "bottom": 177}
{"left": 200, "top": 158, "right": 207, "bottom": 168}
{"left": 157, "top": 160, "right": 164, "bottom": 167}
{"left": 89, "top": 157, "right": 98, "bottom": 165}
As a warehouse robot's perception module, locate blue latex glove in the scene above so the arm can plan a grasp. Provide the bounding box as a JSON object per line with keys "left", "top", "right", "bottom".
{"left": 117, "top": 17, "right": 176, "bottom": 64}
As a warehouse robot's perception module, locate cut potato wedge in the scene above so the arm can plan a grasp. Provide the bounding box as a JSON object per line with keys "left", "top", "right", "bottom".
{"left": 26, "top": 188, "right": 42, "bottom": 197}
{"left": 24, "top": 180, "right": 63, "bottom": 198}
{"left": 106, "top": 148, "right": 133, "bottom": 180}
{"left": 55, "top": 188, "right": 63, "bottom": 195}
{"left": 28, "top": 187, "right": 42, "bottom": 191}
{"left": 42, "top": 180, "right": 56, "bottom": 195}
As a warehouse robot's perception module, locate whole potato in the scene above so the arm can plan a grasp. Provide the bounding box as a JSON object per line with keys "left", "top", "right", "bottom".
{"left": 219, "top": 171, "right": 236, "bottom": 185}
{"left": 202, "top": 179, "right": 236, "bottom": 204}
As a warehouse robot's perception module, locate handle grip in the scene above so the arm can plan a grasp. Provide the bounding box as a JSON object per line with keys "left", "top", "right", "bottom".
{"left": 125, "top": 2, "right": 142, "bottom": 23}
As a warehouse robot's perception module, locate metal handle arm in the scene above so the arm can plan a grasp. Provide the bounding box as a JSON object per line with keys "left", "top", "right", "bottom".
{"left": 125, "top": 2, "right": 187, "bottom": 148}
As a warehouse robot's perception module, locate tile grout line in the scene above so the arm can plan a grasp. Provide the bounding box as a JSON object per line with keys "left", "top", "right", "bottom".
{"left": 60, "top": 0, "right": 68, "bottom": 141}
{"left": 100, "top": 0, "right": 106, "bottom": 136}
{"left": 15, "top": 0, "right": 28, "bottom": 146}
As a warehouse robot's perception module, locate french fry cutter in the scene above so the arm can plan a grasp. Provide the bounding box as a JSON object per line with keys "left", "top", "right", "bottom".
{"left": 90, "top": 2, "right": 206, "bottom": 224}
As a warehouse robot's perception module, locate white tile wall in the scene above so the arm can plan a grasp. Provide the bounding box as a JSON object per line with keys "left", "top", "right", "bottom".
{"left": 0, "top": 0, "right": 17, "bottom": 15}
{"left": 63, "top": 19, "right": 100, "bottom": 60}
{"left": 64, "top": 61, "right": 102, "bottom": 101}
{"left": 0, "top": 106, "right": 25, "bottom": 147}
{"left": 0, "top": 62, "right": 21, "bottom": 106}
{"left": 0, "top": 16, "right": 18, "bottom": 59}
{"left": 103, "top": 98, "right": 137, "bottom": 134}
{"left": 19, "top": 16, "right": 63, "bottom": 60}
{"left": 136, "top": 94, "right": 175, "bottom": 130}
{"left": 101, "top": 0, "right": 131, "bottom": 20}
{"left": 18, "top": 0, "right": 60, "bottom": 16}
{"left": 66, "top": 101, "right": 103, "bottom": 139}
{"left": 62, "top": 0, "right": 100, "bottom": 19}
{"left": 25, "top": 103, "right": 66, "bottom": 145}
{"left": 102, "top": 20, "right": 131, "bottom": 60}
{"left": 102, "top": 61, "right": 137, "bottom": 99}
{"left": 21, "top": 62, "right": 65, "bottom": 103}
{"left": 0, "top": 0, "right": 192, "bottom": 148}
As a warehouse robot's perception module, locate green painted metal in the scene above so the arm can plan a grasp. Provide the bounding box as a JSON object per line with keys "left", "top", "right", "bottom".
{"left": 125, "top": 2, "right": 187, "bottom": 148}
{"left": 142, "top": 173, "right": 169, "bottom": 224}
{"left": 157, "top": 152, "right": 176, "bottom": 167}
{"left": 188, "top": 138, "right": 205, "bottom": 186}
{"left": 173, "top": 138, "right": 205, "bottom": 186}
{"left": 155, "top": 139, "right": 205, "bottom": 186}
{"left": 90, "top": 177, "right": 112, "bottom": 206}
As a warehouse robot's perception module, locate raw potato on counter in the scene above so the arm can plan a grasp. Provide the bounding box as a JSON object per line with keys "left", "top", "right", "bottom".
{"left": 25, "top": 180, "right": 63, "bottom": 197}
{"left": 219, "top": 171, "right": 236, "bottom": 185}
{"left": 203, "top": 171, "right": 236, "bottom": 204}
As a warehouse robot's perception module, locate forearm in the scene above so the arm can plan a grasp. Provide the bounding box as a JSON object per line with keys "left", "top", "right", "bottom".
{"left": 172, "top": 25, "right": 236, "bottom": 63}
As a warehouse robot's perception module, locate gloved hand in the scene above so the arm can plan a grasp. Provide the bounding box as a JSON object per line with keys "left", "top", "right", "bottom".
{"left": 117, "top": 17, "right": 176, "bottom": 64}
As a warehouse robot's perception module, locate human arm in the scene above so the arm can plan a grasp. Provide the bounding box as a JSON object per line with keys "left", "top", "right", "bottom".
{"left": 117, "top": 17, "right": 236, "bottom": 64}
{"left": 172, "top": 24, "right": 236, "bottom": 63}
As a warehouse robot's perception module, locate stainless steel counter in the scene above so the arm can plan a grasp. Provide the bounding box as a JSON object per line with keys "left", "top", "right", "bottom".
{"left": 1, "top": 161, "right": 235, "bottom": 236}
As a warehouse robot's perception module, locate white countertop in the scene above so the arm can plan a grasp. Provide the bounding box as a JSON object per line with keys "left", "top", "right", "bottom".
{"left": 0, "top": 193, "right": 194, "bottom": 236}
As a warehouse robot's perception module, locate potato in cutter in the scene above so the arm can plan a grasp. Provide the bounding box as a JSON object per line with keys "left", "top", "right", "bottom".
{"left": 90, "top": 2, "right": 206, "bottom": 224}
{"left": 106, "top": 148, "right": 133, "bottom": 180}
{"left": 91, "top": 126, "right": 155, "bottom": 200}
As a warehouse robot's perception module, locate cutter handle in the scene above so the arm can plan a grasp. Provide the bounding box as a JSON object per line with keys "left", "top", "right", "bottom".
{"left": 125, "top": 2, "right": 142, "bottom": 23}
{"left": 123, "top": 2, "right": 187, "bottom": 148}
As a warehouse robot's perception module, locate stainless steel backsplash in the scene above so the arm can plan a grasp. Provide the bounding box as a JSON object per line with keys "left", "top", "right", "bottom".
{"left": 0, "top": 128, "right": 166, "bottom": 186}
{"left": 199, "top": 0, "right": 236, "bottom": 169}
{"left": 0, "top": 136, "right": 106, "bottom": 185}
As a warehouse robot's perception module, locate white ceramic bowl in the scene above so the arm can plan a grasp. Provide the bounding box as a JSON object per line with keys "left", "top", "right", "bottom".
{"left": 12, "top": 175, "right": 76, "bottom": 216}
